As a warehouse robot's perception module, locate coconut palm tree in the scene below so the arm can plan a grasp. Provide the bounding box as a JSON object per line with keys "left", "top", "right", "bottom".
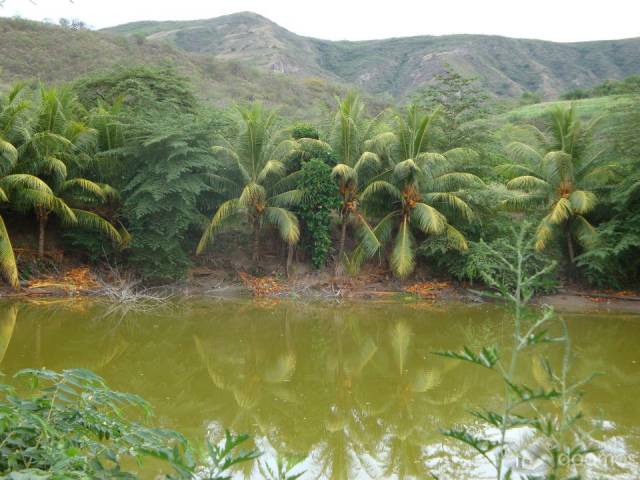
{"left": 196, "top": 103, "right": 301, "bottom": 260}
{"left": 0, "top": 83, "right": 29, "bottom": 287}
{"left": 357, "top": 105, "right": 483, "bottom": 278}
{"left": 6, "top": 87, "right": 122, "bottom": 257}
{"left": 327, "top": 92, "right": 392, "bottom": 271}
{"left": 499, "top": 105, "right": 617, "bottom": 263}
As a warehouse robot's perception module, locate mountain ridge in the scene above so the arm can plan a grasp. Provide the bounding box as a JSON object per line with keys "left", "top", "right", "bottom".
{"left": 103, "top": 11, "right": 640, "bottom": 99}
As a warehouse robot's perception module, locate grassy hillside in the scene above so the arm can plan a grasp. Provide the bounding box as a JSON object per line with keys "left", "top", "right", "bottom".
{"left": 105, "top": 12, "right": 640, "bottom": 100}
{"left": 0, "top": 17, "right": 362, "bottom": 119}
{"left": 476, "top": 94, "right": 640, "bottom": 170}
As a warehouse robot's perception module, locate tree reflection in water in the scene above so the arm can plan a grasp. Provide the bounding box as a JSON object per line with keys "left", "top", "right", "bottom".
{"left": 0, "top": 299, "right": 638, "bottom": 479}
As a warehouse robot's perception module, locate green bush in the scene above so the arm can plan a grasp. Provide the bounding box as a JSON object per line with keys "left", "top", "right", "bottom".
{"left": 299, "top": 159, "right": 340, "bottom": 268}
{"left": 291, "top": 123, "right": 319, "bottom": 140}
{"left": 0, "top": 368, "right": 193, "bottom": 477}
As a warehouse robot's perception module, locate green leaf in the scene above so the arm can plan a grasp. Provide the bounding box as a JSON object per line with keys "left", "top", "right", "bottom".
{"left": 434, "top": 345, "right": 500, "bottom": 369}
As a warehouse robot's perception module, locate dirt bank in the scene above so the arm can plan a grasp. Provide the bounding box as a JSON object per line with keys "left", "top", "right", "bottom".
{"left": 2, "top": 265, "right": 640, "bottom": 314}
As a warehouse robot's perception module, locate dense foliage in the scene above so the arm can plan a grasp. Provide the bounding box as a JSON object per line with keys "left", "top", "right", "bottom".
{"left": 0, "top": 367, "right": 305, "bottom": 479}
{"left": 298, "top": 159, "right": 340, "bottom": 268}
{"left": 0, "top": 65, "right": 638, "bottom": 289}
{"left": 561, "top": 74, "right": 640, "bottom": 100}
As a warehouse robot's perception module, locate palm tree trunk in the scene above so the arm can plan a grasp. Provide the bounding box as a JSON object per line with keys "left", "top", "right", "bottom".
{"left": 566, "top": 229, "right": 575, "bottom": 264}
{"left": 37, "top": 211, "right": 48, "bottom": 258}
{"left": 252, "top": 218, "right": 261, "bottom": 263}
{"left": 335, "top": 213, "right": 348, "bottom": 276}
{"left": 286, "top": 243, "right": 294, "bottom": 278}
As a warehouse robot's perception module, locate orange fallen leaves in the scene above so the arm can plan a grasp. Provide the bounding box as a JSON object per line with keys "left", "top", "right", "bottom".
{"left": 404, "top": 281, "right": 451, "bottom": 299}
{"left": 238, "top": 272, "right": 284, "bottom": 297}
{"left": 27, "top": 267, "right": 99, "bottom": 295}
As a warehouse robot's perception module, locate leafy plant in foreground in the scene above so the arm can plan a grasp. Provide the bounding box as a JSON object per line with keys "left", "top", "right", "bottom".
{"left": 435, "top": 223, "right": 598, "bottom": 479}
{"left": 0, "top": 368, "right": 278, "bottom": 479}
{"left": 0, "top": 368, "right": 192, "bottom": 478}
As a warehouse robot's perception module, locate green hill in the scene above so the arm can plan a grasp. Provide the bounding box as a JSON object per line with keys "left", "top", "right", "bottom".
{"left": 0, "top": 17, "right": 360, "bottom": 119}
{"left": 104, "top": 11, "right": 640, "bottom": 100}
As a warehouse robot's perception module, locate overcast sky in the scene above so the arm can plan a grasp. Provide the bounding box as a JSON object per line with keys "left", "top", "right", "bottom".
{"left": 1, "top": 0, "right": 638, "bottom": 42}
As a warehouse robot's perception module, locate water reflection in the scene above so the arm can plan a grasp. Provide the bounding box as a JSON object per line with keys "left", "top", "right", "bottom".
{"left": 1, "top": 299, "right": 638, "bottom": 479}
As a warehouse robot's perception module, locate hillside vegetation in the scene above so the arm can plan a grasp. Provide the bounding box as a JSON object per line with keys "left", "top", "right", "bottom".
{"left": 0, "top": 17, "right": 357, "bottom": 118}
{"left": 105, "top": 11, "right": 640, "bottom": 100}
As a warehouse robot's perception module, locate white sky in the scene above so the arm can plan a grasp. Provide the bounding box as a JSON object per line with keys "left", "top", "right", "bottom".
{"left": 1, "top": 0, "right": 638, "bottom": 42}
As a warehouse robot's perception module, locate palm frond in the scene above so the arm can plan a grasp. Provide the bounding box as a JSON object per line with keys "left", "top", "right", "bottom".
{"left": 197, "top": 199, "right": 244, "bottom": 254}
{"left": 442, "top": 224, "right": 468, "bottom": 251}
{"left": 269, "top": 189, "right": 305, "bottom": 208}
{"left": 506, "top": 141, "right": 543, "bottom": 165}
{"left": 353, "top": 152, "right": 381, "bottom": 176}
{"left": 443, "top": 148, "right": 479, "bottom": 165}
{"left": 0, "top": 137, "right": 18, "bottom": 173}
{"left": 205, "top": 174, "right": 242, "bottom": 196}
{"left": 0, "top": 215, "right": 18, "bottom": 289}
{"left": 543, "top": 151, "right": 573, "bottom": 183}
{"left": 506, "top": 175, "right": 549, "bottom": 191}
{"left": 535, "top": 215, "right": 555, "bottom": 251}
{"left": 352, "top": 213, "right": 382, "bottom": 259}
{"left": 360, "top": 180, "right": 402, "bottom": 203}
{"left": 411, "top": 203, "right": 446, "bottom": 235}
{"left": 238, "top": 183, "right": 267, "bottom": 209}
{"left": 573, "top": 215, "right": 596, "bottom": 247}
{"left": 393, "top": 159, "right": 419, "bottom": 183}
{"left": 495, "top": 163, "right": 539, "bottom": 178}
{"left": 71, "top": 209, "right": 122, "bottom": 244}
{"left": 432, "top": 172, "right": 484, "bottom": 191}
{"left": 211, "top": 145, "right": 251, "bottom": 184}
{"left": 548, "top": 198, "right": 572, "bottom": 224}
{"left": 257, "top": 160, "right": 286, "bottom": 184}
{"left": 264, "top": 207, "right": 300, "bottom": 245}
{"left": 391, "top": 217, "right": 415, "bottom": 279}
{"left": 1, "top": 174, "right": 53, "bottom": 194}
{"left": 424, "top": 192, "right": 475, "bottom": 221}
{"left": 363, "top": 131, "right": 396, "bottom": 155}
{"left": 331, "top": 163, "right": 358, "bottom": 184}
{"left": 269, "top": 171, "right": 303, "bottom": 195}
{"left": 569, "top": 190, "right": 597, "bottom": 215}
{"left": 62, "top": 178, "right": 107, "bottom": 201}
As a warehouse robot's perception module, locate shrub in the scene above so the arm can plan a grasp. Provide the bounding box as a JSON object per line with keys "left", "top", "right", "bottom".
{"left": 299, "top": 159, "right": 340, "bottom": 268}
{"left": 291, "top": 123, "right": 319, "bottom": 140}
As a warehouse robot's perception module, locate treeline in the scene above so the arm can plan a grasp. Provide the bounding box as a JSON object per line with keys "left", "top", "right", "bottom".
{"left": 562, "top": 74, "right": 640, "bottom": 100}
{"left": 0, "top": 66, "right": 639, "bottom": 288}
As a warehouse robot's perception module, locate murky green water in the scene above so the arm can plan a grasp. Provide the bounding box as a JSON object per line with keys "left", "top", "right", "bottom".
{"left": 0, "top": 298, "right": 638, "bottom": 479}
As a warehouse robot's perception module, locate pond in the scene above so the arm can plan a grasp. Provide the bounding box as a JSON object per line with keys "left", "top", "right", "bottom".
{"left": 0, "top": 298, "right": 638, "bottom": 479}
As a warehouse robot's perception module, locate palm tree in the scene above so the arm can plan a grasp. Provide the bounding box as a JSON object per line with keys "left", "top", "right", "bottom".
{"left": 196, "top": 103, "right": 301, "bottom": 260}
{"left": 0, "top": 83, "right": 30, "bottom": 287}
{"left": 6, "top": 87, "right": 122, "bottom": 257}
{"left": 327, "top": 93, "right": 391, "bottom": 271}
{"left": 357, "top": 105, "right": 483, "bottom": 278}
{"left": 499, "top": 105, "right": 617, "bottom": 263}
